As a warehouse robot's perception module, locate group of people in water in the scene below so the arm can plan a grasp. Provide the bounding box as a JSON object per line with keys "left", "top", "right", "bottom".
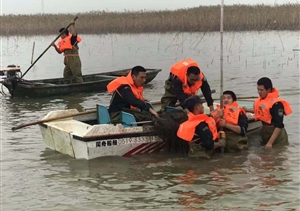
{"left": 52, "top": 21, "right": 293, "bottom": 158}
{"left": 105, "top": 61, "right": 292, "bottom": 158}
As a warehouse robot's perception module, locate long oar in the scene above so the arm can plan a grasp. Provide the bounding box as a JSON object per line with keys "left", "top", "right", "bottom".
{"left": 12, "top": 108, "right": 95, "bottom": 131}
{"left": 12, "top": 110, "right": 155, "bottom": 131}
{"left": 21, "top": 16, "right": 78, "bottom": 79}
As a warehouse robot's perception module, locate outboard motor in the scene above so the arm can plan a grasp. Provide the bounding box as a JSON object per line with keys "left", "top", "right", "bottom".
{"left": 1, "top": 65, "right": 22, "bottom": 98}
{"left": 3, "top": 65, "right": 22, "bottom": 78}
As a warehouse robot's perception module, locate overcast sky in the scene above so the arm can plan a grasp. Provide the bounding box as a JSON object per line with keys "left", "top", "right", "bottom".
{"left": 1, "top": 0, "right": 299, "bottom": 15}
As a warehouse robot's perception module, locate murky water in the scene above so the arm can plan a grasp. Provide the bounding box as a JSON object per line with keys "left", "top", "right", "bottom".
{"left": 1, "top": 31, "right": 299, "bottom": 210}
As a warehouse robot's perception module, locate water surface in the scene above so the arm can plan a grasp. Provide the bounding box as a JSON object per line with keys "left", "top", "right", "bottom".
{"left": 1, "top": 31, "right": 299, "bottom": 210}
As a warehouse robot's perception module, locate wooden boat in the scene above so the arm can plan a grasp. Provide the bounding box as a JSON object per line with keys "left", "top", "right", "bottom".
{"left": 0, "top": 67, "right": 162, "bottom": 98}
{"left": 37, "top": 101, "right": 261, "bottom": 160}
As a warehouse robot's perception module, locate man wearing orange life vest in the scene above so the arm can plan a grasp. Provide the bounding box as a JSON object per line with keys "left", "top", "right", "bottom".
{"left": 160, "top": 59, "right": 214, "bottom": 113}
{"left": 107, "top": 66, "right": 159, "bottom": 122}
{"left": 211, "top": 90, "right": 249, "bottom": 152}
{"left": 177, "top": 96, "right": 224, "bottom": 158}
{"left": 51, "top": 20, "right": 83, "bottom": 84}
{"left": 245, "top": 77, "right": 292, "bottom": 148}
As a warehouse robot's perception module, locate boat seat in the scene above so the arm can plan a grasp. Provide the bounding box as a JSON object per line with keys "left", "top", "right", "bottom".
{"left": 96, "top": 104, "right": 111, "bottom": 124}
{"left": 166, "top": 106, "right": 177, "bottom": 111}
{"left": 96, "top": 104, "right": 137, "bottom": 127}
{"left": 121, "top": 112, "right": 137, "bottom": 128}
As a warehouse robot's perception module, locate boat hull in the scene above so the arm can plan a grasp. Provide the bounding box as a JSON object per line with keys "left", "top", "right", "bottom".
{"left": 38, "top": 109, "right": 164, "bottom": 160}
{"left": 2, "top": 68, "right": 162, "bottom": 98}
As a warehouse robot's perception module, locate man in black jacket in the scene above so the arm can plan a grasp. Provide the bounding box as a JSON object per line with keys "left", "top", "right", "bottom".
{"left": 160, "top": 59, "right": 214, "bottom": 113}
{"left": 107, "top": 66, "right": 159, "bottom": 122}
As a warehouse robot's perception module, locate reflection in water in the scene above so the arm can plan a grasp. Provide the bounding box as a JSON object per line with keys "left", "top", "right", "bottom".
{"left": 38, "top": 146, "right": 294, "bottom": 210}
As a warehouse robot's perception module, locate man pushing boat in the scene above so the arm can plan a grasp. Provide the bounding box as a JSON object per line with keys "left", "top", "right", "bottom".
{"left": 210, "top": 90, "right": 249, "bottom": 152}
{"left": 51, "top": 20, "right": 83, "bottom": 84}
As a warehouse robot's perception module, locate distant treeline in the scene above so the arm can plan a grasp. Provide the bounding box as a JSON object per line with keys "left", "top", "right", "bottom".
{"left": 1, "top": 4, "right": 299, "bottom": 36}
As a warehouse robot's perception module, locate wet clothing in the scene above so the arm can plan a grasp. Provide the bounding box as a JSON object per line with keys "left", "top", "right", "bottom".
{"left": 260, "top": 125, "right": 288, "bottom": 146}
{"left": 222, "top": 111, "right": 249, "bottom": 152}
{"left": 254, "top": 88, "right": 292, "bottom": 146}
{"left": 211, "top": 102, "right": 249, "bottom": 152}
{"left": 58, "top": 34, "right": 83, "bottom": 84}
{"left": 260, "top": 102, "right": 289, "bottom": 145}
{"left": 185, "top": 122, "right": 217, "bottom": 159}
{"left": 177, "top": 113, "right": 219, "bottom": 159}
{"left": 193, "top": 122, "right": 216, "bottom": 151}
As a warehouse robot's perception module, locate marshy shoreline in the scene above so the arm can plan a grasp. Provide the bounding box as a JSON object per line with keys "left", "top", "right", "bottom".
{"left": 1, "top": 4, "right": 299, "bottom": 36}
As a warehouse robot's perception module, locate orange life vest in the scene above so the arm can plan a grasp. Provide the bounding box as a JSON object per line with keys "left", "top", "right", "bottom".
{"left": 254, "top": 88, "right": 292, "bottom": 124}
{"left": 58, "top": 34, "right": 82, "bottom": 52}
{"left": 107, "top": 71, "right": 144, "bottom": 109}
{"left": 177, "top": 113, "right": 219, "bottom": 142}
{"left": 211, "top": 101, "right": 245, "bottom": 125}
{"left": 170, "top": 58, "right": 204, "bottom": 96}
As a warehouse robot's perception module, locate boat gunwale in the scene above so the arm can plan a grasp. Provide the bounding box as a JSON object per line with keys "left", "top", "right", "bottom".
{"left": 23, "top": 68, "right": 162, "bottom": 83}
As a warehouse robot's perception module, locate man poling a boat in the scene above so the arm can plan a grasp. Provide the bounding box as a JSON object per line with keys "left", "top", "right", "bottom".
{"left": 176, "top": 95, "right": 225, "bottom": 159}
{"left": 159, "top": 58, "right": 214, "bottom": 113}
{"left": 107, "top": 66, "right": 159, "bottom": 123}
{"left": 51, "top": 20, "right": 83, "bottom": 84}
{"left": 244, "top": 77, "right": 292, "bottom": 148}
{"left": 210, "top": 90, "right": 249, "bottom": 153}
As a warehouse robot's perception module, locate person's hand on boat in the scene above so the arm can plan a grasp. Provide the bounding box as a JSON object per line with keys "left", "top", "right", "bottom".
{"left": 265, "top": 142, "right": 273, "bottom": 148}
{"left": 149, "top": 108, "right": 159, "bottom": 118}
{"left": 219, "top": 118, "right": 227, "bottom": 127}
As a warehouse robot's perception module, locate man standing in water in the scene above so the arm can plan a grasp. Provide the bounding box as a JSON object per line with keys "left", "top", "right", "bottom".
{"left": 211, "top": 90, "right": 249, "bottom": 152}
{"left": 51, "top": 20, "right": 83, "bottom": 84}
{"left": 245, "top": 77, "right": 292, "bottom": 148}
{"left": 177, "top": 96, "right": 224, "bottom": 158}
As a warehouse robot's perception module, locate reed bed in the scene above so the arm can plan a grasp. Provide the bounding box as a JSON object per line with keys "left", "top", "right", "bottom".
{"left": 1, "top": 4, "right": 299, "bottom": 36}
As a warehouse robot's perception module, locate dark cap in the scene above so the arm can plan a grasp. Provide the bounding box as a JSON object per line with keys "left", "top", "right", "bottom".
{"left": 59, "top": 27, "right": 69, "bottom": 35}
{"left": 223, "top": 90, "right": 237, "bottom": 101}
{"left": 184, "top": 96, "right": 205, "bottom": 112}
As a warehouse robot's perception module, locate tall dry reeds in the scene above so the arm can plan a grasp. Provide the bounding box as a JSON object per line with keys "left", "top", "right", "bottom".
{"left": 1, "top": 4, "right": 299, "bottom": 36}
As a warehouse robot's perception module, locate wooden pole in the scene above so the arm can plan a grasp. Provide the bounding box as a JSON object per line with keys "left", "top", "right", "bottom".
{"left": 220, "top": 0, "right": 224, "bottom": 107}
{"left": 31, "top": 41, "right": 35, "bottom": 64}
{"left": 219, "top": 0, "right": 225, "bottom": 153}
{"left": 12, "top": 109, "right": 95, "bottom": 131}
{"left": 21, "top": 16, "right": 78, "bottom": 79}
